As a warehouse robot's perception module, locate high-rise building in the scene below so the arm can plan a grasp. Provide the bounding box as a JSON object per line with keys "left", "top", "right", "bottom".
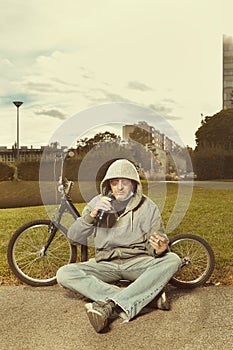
{"left": 122, "top": 121, "right": 154, "bottom": 144}
{"left": 223, "top": 34, "right": 233, "bottom": 109}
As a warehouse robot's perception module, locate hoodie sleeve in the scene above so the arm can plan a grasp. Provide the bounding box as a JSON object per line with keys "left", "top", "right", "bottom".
{"left": 67, "top": 196, "right": 101, "bottom": 245}
{"left": 143, "top": 197, "right": 168, "bottom": 241}
{"left": 142, "top": 199, "right": 169, "bottom": 257}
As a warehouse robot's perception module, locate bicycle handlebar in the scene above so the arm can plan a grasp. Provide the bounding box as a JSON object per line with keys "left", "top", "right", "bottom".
{"left": 57, "top": 176, "right": 74, "bottom": 196}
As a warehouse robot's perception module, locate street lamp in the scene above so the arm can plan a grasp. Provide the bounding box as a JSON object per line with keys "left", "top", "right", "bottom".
{"left": 13, "top": 101, "right": 23, "bottom": 161}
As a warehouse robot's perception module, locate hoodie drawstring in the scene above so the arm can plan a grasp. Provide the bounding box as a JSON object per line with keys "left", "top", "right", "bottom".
{"left": 131, "top": 211, "right": 133, "bottom": 231}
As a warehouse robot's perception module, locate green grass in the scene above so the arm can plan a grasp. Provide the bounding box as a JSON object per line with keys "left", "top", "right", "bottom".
{"left": 160, "top": 183, "right": 233, "bottom": 285}
{"left": 0, "top": 206, "right": 49, "bottom": 285}
{"left": 0, "top": 181, "right": 232, "bottom": 286}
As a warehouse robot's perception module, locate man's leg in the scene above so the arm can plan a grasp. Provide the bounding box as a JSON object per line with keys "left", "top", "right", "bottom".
{"left": 56, "top": 258, "right": 122, "bottom": 301}
{"left": 110, "top": 252, "right": 181, "bottom": 321}
{"left": 57, "top": 253, "right": 181, "bottom": 332}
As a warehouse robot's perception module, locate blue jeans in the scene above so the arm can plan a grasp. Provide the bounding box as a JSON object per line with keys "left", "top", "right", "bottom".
{"left": 56, "top": 253, "right": 181, "bottom": 321}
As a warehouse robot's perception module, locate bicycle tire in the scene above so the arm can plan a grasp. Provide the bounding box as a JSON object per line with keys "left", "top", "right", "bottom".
{"left": 169, "top": 233, "right": 215, "bottom": 289}
{"left": 7, "top": 219, "right": 77, "bottom": 287}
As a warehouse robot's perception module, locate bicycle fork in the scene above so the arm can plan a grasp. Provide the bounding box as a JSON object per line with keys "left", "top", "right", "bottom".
{"left": 38, "top": 220, "right": 65, "bottom": 257}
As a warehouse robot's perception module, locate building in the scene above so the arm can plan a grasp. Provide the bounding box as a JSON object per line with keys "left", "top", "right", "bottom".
{"left": 122, "top": 121, "right": 187, "bottom": 177}
{"left": 122, "top": 121, "right": 182, "bottom": 152}
{"left": 0, "top": 145, "right": 67, "bottom": 163}
{"left": 123, "top": 121, "right": 154, "bottom": 144}
{"left": 223, "top": 34, "right": 233, "bottom": 109}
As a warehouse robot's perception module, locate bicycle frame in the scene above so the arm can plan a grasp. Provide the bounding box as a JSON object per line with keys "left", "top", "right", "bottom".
{"left": 43, "top": 179, "right": 89, "bottom": 262}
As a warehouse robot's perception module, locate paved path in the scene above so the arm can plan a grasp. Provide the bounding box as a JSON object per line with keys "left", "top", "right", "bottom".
{"left": 0, "top": 285, "right": 232, "bottom": 350}
{"left": 175, "top": 180, "right": 233, "bottom": 190}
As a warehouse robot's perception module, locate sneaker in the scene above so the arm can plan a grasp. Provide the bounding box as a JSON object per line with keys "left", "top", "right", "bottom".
{"left": 85, "top": 301, "right": 114, "bottom": 333}
{"left": 156, "top": 292, "right": 170, "bottom": 310}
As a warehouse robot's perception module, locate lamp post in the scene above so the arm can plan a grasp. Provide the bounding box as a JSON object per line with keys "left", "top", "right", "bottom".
{"left": 13, "top": 101, "right": 23, "bottom": 161}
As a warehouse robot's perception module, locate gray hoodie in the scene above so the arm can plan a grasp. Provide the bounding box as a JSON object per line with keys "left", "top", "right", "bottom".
{"left": 67, "top": 159, "right": 168, "bottom": 262}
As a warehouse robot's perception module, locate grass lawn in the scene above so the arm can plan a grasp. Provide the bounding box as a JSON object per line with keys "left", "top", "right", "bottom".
{"left": 0, "top": 181, "right": 232, "bottom": 286}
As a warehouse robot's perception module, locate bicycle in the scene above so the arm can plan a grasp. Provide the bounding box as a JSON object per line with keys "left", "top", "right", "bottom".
{"left": 7, "top": 156, "right": 215, "bottom": 289}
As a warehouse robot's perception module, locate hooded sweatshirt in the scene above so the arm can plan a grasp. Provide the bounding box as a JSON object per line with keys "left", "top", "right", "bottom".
{"left": 67, "top": 159, "right": 168, "bottom": 262}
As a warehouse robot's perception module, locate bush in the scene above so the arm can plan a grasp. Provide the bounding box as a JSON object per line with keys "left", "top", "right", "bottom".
{"left": 18, "top": 161, "right": 65, "bottom": 181}
{"left": 223, "top": 155, "right": 233, "bottom": 178}
{"left": 17, "top": 161, "right": 40, "bottom": 181}
{"left": 0, "top": 162, "right": 14, "bottom": 181}
{"left": 193, "top": 153, "right": 229, "bottom": 180}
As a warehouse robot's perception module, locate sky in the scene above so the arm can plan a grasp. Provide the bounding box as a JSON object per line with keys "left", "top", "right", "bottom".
{"left": 1, "top": 0, "right": 233, "bottom": 149}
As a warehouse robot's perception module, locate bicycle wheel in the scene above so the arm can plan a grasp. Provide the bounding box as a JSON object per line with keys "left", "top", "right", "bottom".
{"left": 7, "top": 219, "right": 77, "bottom": 287}
{"left": 169, "top": 233, "right": 215, "bottom": 288}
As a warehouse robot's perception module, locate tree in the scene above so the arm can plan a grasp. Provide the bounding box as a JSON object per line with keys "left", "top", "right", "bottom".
{"left": 194, "top": 109, "right": 233, "bottom": 179}
{"left": 129, "top": 126, "right": 151, "bottom": 146}
{"left": 195, "top": 109, "right": 233, "bottom": 149}
{"left": 76, "top": 132, "right": 121, "bottom": 155}
{"left": 49, "top": 141, "right": 60, "bottom": 149}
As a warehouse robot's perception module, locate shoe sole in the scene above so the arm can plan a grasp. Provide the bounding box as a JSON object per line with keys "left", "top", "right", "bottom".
{"left": 85, "top": 303, "right": 93, "bottom": 312}
{"left": 86, "top": 308, "right": 107, "bottom": 333}
{"left": 156, "top": 292, "right": 170, "bottom": 310}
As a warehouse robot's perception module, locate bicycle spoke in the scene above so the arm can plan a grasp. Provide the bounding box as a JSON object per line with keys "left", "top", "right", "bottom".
{"left": 170, "top": 236, "right": 213, "bottom": 285}
{"left": 8, "top": 221, "right": 76, "bottom": 285}
{"left": 19, "top": 255, "right": 42, "bottom": 272}
{"left": 46, "top": 251, "right": 69, "bottom": 264}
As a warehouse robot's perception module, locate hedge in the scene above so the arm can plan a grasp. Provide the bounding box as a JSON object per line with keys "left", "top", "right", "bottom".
{"left": 0, "top": 162, "right": 14, "bottom": 181}
{"left": 193, "top": 154, "right": 233, "bottom": 180}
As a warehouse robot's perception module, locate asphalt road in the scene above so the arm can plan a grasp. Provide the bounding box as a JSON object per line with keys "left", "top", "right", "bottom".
{"left": 0, "top": 285, "right": 232, "bottom": 350}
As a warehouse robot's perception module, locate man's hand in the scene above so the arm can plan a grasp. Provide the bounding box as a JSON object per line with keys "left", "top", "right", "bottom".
{"left": 90, "top": 197, "right": 112, "bottom": 218}
{"left": 149, "top": 233, "right": 168, "bottom": 255}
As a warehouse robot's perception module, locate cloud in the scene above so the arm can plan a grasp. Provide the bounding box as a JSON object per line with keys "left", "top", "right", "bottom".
{"left": 127, "top": 81, "right": 153, "bottom": 91}
{"left": 34, "top": 108, "right": 67, "bottom": 120}
{"left": 148, "top": 104, "right": 182, "bottom": 120}
{"left": 162, "top": 98, "right": 177, "bottom": 104}
{"left": 81, "top": 87, "right": 134, "bottom": 105}
{"left": 50, "top": 77, "right": 79, "bottom": 88}
{"left": 23, "top": 81, "right": 54, "bottom": 93}
{"left": 149, "top": 103, "right": 173, "bottom": 114}
{"left": 22, "top": 80, "right": 79, "bottom": 94}
{"left": 98, "top": 90, "right": 134, "bottom": 103}
{"left": 80, "top": 66, "right": 96, "bottom": 80}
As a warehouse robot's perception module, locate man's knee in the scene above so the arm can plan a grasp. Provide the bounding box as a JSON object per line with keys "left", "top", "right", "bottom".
{"left": 167, "top": 252, "right": 182, "bottom": 270}
{"left": 56, "top": 264, "right": 77, "bottom": 286}
{"left": 56, "top": 264, "right": 67, "bottom": 286}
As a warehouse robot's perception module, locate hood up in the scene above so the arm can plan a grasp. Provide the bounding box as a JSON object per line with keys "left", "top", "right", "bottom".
{"left": 100, "top": 159, "right": 143, "bottom": 206}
